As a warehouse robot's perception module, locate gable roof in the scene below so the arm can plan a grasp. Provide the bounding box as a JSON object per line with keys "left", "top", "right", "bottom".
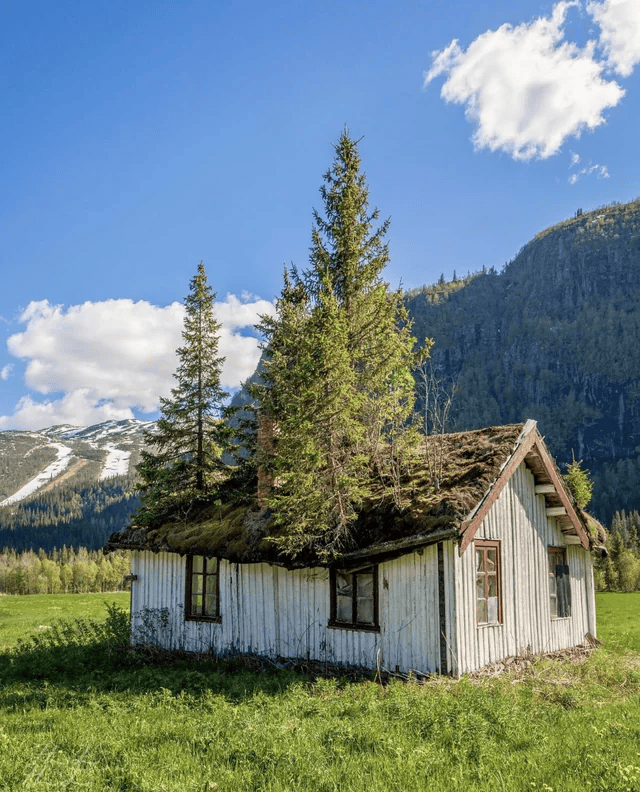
{"left": 104, "top": 421, "right": 604, "bottom": 568}
{"left": 459, "top": 419, "right": 592, "bottom": 553}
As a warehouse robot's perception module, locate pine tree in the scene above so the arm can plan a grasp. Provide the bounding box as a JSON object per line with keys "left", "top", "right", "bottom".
{"left": 134, "top": 262, "right": 233, "bottom": 527}
{"left": 563, "top": 458, "right": 593, "bottom": 509}
{"left": 256, "top": 130, "right": 427, "bottom": 559}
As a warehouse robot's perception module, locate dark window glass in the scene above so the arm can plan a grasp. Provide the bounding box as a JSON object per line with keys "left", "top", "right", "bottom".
{"left": 186, "top": 556, "right": 220, "bottom": 621}
{"left": 331, "top": 567, "right": 378, "bottom": 630}
{"left": 475, "top": 541, "right": 501, "bottom": 625}
{"left": 548, "top": 547, "right": 571, "bottom": 619}
{"left": 335, "top": 572, "right": 353, "bottom": 623}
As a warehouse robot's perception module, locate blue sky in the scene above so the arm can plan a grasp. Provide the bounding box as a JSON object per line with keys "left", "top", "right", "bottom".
{"left": 2, "top": 0, "right": 639, "bottom": 430}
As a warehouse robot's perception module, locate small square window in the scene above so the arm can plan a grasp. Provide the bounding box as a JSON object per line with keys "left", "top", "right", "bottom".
{"left": 185, "top": 555, "right": 221, "bottom": 622}
{"left": 475, "top": 541, "right": 502, "bottom": 625}
{"left": 329, "top": 566, "right": 379, "bottom": 631}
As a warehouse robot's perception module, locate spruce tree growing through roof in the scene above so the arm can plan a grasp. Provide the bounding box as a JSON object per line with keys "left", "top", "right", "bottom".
{"left": 256, "top": 130, "right": 428, "bottom": 559}
{"left": 563, "top": 458, "right": 593, "bottom": 509}
{"left": 133, "top": 262, "right": 233, "bottom": 527}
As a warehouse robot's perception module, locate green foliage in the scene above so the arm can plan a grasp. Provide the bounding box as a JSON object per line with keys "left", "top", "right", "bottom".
{"left": 595, "top": 511, "right": 640, "bottom": 592}
{"left": 563, "top": 459, "right": 593, "bottom": 508}
{"left": 0, "top": 473, "right": 140, "bottom": 552}
{"left": 591, "top": 455, "right": 640, "bottom": 525}
{"left": 134, "top": 263, "right": 234, "bottom": 528}
{"left": 0, "top": 548, "right": 132, "bottom": 596}
{"left": 1, "top": 600, "right": 131, "bottom": 681}
{"left": 254, "top": 131, "right": 426, "bottom": 559}
{"left": 0, "top": 591, "right": 130, "bottom": 650}
{"left": 1, "top": 595, "right": 640, "bottom": 790}
{"left": 403, "top": 197, "right": 640, "bottom": 525}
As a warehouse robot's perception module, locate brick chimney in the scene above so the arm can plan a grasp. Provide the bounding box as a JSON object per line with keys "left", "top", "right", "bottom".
{"left": 257, "top": 412, "right": 277, "bottom": 508}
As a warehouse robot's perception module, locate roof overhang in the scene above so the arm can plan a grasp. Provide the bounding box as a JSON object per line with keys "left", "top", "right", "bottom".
{"left": 459, "top": 420, "right": 590, "bottom": 554}
{"left": 334, "top": 526, "right": 459, "bottom": 570}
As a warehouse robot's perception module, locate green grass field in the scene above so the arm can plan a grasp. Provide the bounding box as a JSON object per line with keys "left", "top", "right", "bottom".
{"left": 0, "top": 591, "right": 130, "bottom": 650}
{"left": 595, "top": 591, "right": 640, "bottom": 652}
{"left": 0, "top": 591, "right": 638, "bottom": 791}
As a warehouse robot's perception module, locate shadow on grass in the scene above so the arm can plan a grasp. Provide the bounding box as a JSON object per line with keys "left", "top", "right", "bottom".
{"left": 0, "top": 603, "right": 344, "bottom": 703}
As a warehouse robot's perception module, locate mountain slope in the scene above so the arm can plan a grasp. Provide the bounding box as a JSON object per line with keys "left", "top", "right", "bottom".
{"left": 0, "top": 419, "right": 153, "bottom": 551}
{"left": 406, "top": 198, "right": 640, "bottom": 523}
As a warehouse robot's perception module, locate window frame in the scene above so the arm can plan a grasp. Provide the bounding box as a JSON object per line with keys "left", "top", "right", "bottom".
{"left": 548, "top": 546, "right": 571, "bottom": 619}
{"left": 475, "top": 540, "right": 502, "bottom": 626}
{"left": 185, "top": 555, "right": 221, "bottom": 623}
{"left": 328, "top": 566, "right": 380, "bottom": 632}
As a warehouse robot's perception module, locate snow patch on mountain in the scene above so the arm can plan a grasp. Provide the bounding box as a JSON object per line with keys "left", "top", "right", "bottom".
{"left": 42, "top": 418, "right": 155, "bottom": 443}
{"left": 99, "top": 445, "right": 132, "bottom": 480}
{"left": 0, "top": 443, "right": 73, "bottom": 506}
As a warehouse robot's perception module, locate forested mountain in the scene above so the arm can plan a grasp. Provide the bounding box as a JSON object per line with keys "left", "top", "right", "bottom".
{"left": 0, "top": 420, "right": 151, "bottom": 551}
{"left": 405, "top": 198, "right": 640, "bottom": 524}
{"left": 4, "top": 200, "right": 640, "bottom": 548}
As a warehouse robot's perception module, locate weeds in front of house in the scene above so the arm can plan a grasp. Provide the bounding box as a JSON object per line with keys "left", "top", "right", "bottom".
{"left": 0, "top": 601, "right": 131, "bottom": 682}
{"left": 0, "top": 590, "right": 131, "bottom": 650}
{"left": 0, "top": 594, "right": 640, "bottom": 791}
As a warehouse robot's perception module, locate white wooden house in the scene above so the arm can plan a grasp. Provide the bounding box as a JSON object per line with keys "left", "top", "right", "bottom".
{"left": 106, "top": 421, "right": 605, "bottom": 676}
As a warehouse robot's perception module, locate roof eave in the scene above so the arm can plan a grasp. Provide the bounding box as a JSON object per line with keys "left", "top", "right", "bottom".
{"left": 334, "top": 525, "right": 460, "bottom": 569}
{"left": 459, "top": 420, "right": 590, "bottom": 554}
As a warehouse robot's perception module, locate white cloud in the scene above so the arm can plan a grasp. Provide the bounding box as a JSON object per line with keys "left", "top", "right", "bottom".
{"left": 214, "top": 293, "right": 275, "bottom": 330}
{"left": 568, "top": 162, "right": 610, "bottom": 183}
{"left": 1, "top": 295, "right": 274, "bottom": 430}
{"left": 589, "top": 0, "right": 640, "bottom": 76}
{"left": 425, "top": 1, "right": 625, "bottom": 161}
{"left": 0, "top": 364, "right": 13, "bottom": 381}
{"left": 3, "top": 391, "right": 135, "bottom": 431}
{"left": 570, "top": 151, "right": 581, "bottom": 166}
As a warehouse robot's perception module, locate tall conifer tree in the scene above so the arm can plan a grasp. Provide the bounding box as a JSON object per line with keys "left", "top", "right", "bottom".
{"left": 134, "top": 262, "right": 232, "bottom": 527}
{"left": 257, "top": 130, "right": 426, "bottom": 558}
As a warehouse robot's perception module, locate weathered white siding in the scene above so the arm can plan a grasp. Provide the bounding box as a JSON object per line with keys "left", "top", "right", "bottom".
{"left": 454, "top": 461, "right": 596, "bottom": 675}
{"left": 129, "top": 462, "right": 595, "bottom": 678}
{"left": 379, "top": 542, "right": 456, "bottom": 675}
{"left": 130, "top": 542, "right": 457, "bottom": 675}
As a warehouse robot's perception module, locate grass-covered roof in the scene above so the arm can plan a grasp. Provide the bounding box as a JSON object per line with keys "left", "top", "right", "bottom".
{"left": 105, "top": 423, "right": 604, "bottom": 568}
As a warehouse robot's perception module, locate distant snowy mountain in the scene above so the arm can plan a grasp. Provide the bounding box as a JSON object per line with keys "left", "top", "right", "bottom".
{"left": 0, "top": 419, "right": 154, "bottom": 507}
{"left": 0, "top": 418, "right": 157, "bottom": 549}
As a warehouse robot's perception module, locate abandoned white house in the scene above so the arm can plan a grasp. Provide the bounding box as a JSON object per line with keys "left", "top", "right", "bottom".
{"left": 106, "top": 420, "right": 606, "bottom": 676}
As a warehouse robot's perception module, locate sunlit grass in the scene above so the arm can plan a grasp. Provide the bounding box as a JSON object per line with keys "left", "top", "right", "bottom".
{"left": 0, "top": 593, "right": 639, "bottom": 790}
{"left": 0, "top": 591, "right": 130, "bottom": 650}
{"left": 1, "top": 667, "right": 639, "bottom": 791}
{"left": 595, "top": 591, "right": 640, "bottom": 652}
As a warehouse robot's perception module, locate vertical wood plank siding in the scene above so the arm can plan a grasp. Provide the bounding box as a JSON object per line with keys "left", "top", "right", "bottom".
{"left": 129, "top": 460, "right": 593, "bottom": 676}
{"left": 130, "top": 542, "right": 456, "bottom": 675}
{"left": 454, "top": 461, "right": 596, "bottom": 675}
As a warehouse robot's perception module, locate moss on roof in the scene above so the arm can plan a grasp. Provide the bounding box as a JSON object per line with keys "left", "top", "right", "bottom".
{"left": 579, "top": 509, "right": 607, "bottom": 545}
{"left": 106, "top": 424, "right": 531, "bottom": 566}
{"left": 105, "top": 423, "right": 604, "bottom": 566}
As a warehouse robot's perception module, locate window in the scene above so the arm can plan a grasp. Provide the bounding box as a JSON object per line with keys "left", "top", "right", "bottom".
{"left": 475, "top": 541, "right": 501, "bottom": 625}
{"left": 548, "top": 547, "right": 571, "bottom": 619}
{"left": 185, "top": 555, "right": 220, "bottom": 621}
{"left": 329, "top": 566, "right": 379, "bottom": 630}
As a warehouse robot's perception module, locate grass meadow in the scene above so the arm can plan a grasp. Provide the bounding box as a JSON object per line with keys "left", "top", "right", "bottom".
{"left": 0, "top": 592, "right": 638, "bottom": 791}
{"left": 0, "top": 591, "right": 130, "bottom": 650}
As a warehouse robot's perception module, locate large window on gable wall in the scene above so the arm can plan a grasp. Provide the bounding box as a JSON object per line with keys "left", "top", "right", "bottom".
{"left": 185, "top": 555, "right": 220, "bottom": 622}
{"left": 548, "top": 547, "right": 571, "bottom": 619}
{"left": 475, "top": 540, "right": 502, "bottom": 625}
{"left": 329, "top": 566, "right": 379, "bottom": 631}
